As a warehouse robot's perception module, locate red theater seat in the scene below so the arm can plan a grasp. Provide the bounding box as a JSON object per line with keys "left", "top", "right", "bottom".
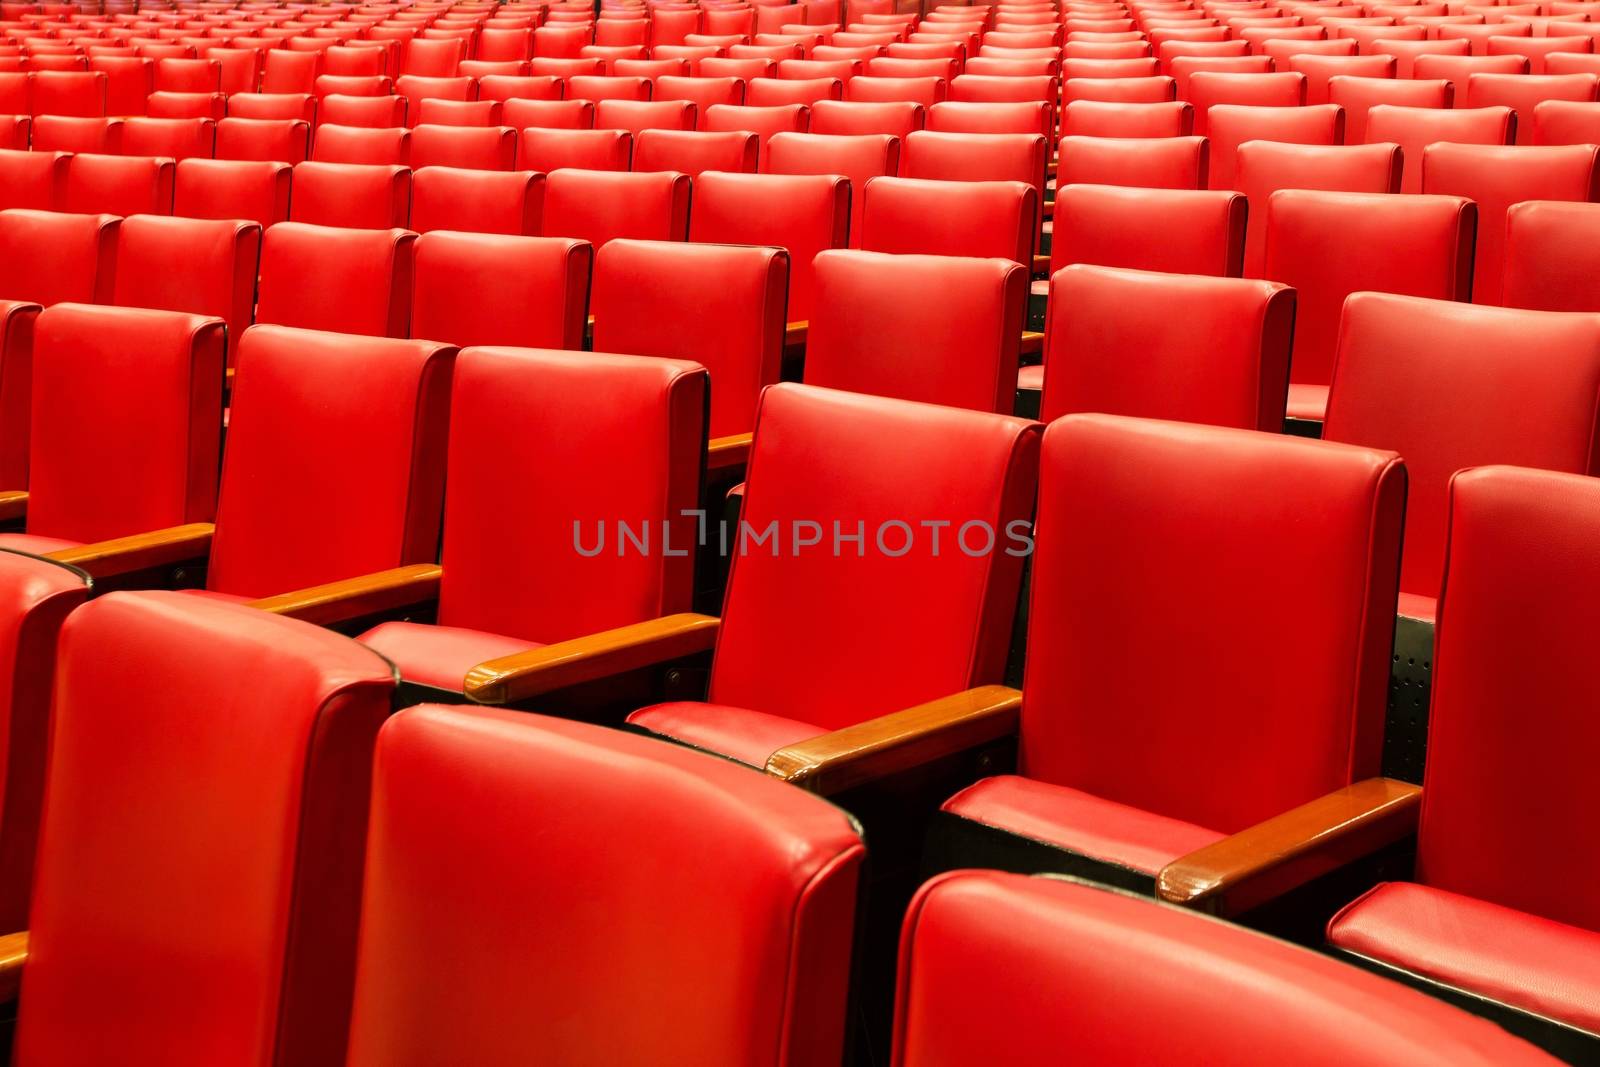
{"left": 173, "top": 158, "right": 291, "bottom": 228}
{"left": 505, "top": 98, "right": 596, "bottom": 131}
{"left": 902, "top": 130, "right": 1048, "bottom": 212}
{"left": 1186, "top": 71, "right": 1307, "bottom": 137}
{"left": 408, "top": 124, "right": 518, "bottom": 170}
{"left": 1466, "top": 72, "right": 1599, "bottom": 144}
{"left": 763, "top": 131, "right": 899, "bottom": 243}
{"left": 1365, "top": 105, "right": 1515, "bottom": 194}
{"left": 417, "top": 98, "right": 504, "bottom": 128}
{"left": 1062, "top": 75, "right": 1178, "bottom": 104}
{"left": 0, "top": 210, "right": 118, "bottom": 307}
{"left": 846, "top": 74, "right": 948, "bottom": 105}
{"left": 30, "top": 69, "right": 105, "bottom": 117}
{"left": 688, "top": 170, "right": 849, "bottom": 322}
{"left": 1321, "top": 293, "right": 1600, "bottom": 622}
{"left": 214, "top": 117, "right": 310, "bottom": 164}
{"left": 320, "top": 94, "right": 408, "bottom": 129}
{"left": 860, "top": 175, "right": 1036, "bottom": 264}
{"left": 144, "top": 91, "right": 226, "bottom": 121}
{"left": 1327, "top": 465, "right": 1600, "bottom": 1059}
{"left": 290, "top": 162, "right": 411, "bottom": 230}
{"left": 1330, "top": 74, "right": 1451, "bottom": 143}
{"left": 1261, "top": 191, "right": 1475, "bottom": 423}
{"left": 541, "top": 168, "right": 690, "bottom": 246}
{"left": 117, "top": 115, "right": 214, "bottom": 160}
{"left": 895, "top": 871, "right": 1561, "bottom": 1065}
{"left": 256, "top": 223, "right": 416, "bottom": 337}
{"left": 1060, "top": 99, "right": 1194, "bottom": 139}
{"left": 811, "top": 99, "right": 926, "bottom": 140}
{"left": 1504, "top": 200, "right": 1600, "bottom": 311}
{"left": 1206, "top": 102, "right": 1343, "bottom": 191}
{"left": 227, "top": 94, "right": 319, "bottom": 128}
{"left": 746, "top": 75, "right": 845, "bottom": 107}
{"left": 594, "top": 98, "right": 697, "bottom": 135}
{"left": 112, "top": 214, "right": 258, "bottom": 357}
{"left": 935, "top": 414, "right": 1405, "bottom": 903}
{"left": 356, "top": 345, "right": 705, "bottom": 690}
{"left": 518, "top": 126, "right": 632, "bottom": 171}
{"left": 1422, "top": 144, "right": 1600, "bottom": 306}
{"left": 10, "top": 591, "right": 395, "bottom": 1065}
{"left": 343, "top": 704, "right": 862, "bottom": 1065}
{"left": 1048, "top": 186, "right": 1247, "bottom": 280}
{"left": 411, "top": 232, "right": 590, "bottom": 350}
{"left": 1033, "top": 265, "right": 1293, "bottom": 430}
{"left": 411, "top": 167, "right": 543, "bottom": 236}
{"left": 804, "top": 249, "right": 1025, "bottom": 413}
{"left": 311, "top": 122, "right": 410, "bottom": 164}
{"left": 0, "top": 150, "right": 67, "bottom": 211}
{"left": 30, "top": 115, "right": 120, "bottom": 154}
{"left": 701, "top": 102, "right": 811, "bottom": 148}
{"left": 1058, "top": 135, "right": 1208, "bottom": 189}
{"left": 1533, "top": 99, "right": 1600, "bottom": 144}
{"left": 1284, "top": 53, "right": 1398, "bottom": 107}
{"left": 633, "top": 128, "right": 759, "bottom": 174}
{"left": 1237, "top": 142, "right": 1403, "bottom": 276}
{"left": 592, "top": 239, "right": 785, "bottom": 444}
{"left": 618, "top": 383, "right": 1038, "bottom": 774}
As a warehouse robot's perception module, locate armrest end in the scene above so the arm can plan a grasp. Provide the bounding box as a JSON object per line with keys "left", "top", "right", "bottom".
{"left": 0, "top": 930, "right": 27, "bottom": 1002}
{"left": 1156, "top": 777, "right": 1422, "bottom": 916}
{"left": 464, "top": 612, "right": 720, "bottom": 705}
{"left": 765, "top": 684, "right": 1022, "bottom": 795}
{"left": 707, "top": 432, "right": 753, "bottom": 472}
{"left": 47, "top": 523, "right": 215, "bottom": 580}
{"left": 0, "top": 490, "right": 27, "bottom": 524}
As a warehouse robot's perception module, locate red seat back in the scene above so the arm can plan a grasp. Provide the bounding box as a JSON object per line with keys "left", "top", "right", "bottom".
{"left": 411, "top": 231, "right": 590, "bottom": 350}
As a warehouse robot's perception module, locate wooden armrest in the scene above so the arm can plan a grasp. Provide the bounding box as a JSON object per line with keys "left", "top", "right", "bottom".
{"left": 245, "top": 563, "right": 442, "bottom": 625}
{"left": 1019, "top": 331, "right": 1044, "bottom": 357}
{"left": 0, "top": 930, "right": 26, "bottom": 1002}
{"left": 464, "top": 612, "right": 720, "bottom": 705}
{"left": 785, "top": 320, "right": 808, "bottom": 348}
{"left": 765, "top": 684, "right": 1022, "bottom": 796}
{"left": 707, "top": 432, "right": 753, "bottom": 471}
{"left": 0, "top": 490, "right": 26, "bottom": 523}
{"left": 1031, "top": 254, "right": 1050, "bottom": 275}
{"left": 47, "top": 522, "right": 214, "bottom": 579}
{"left": 1156, "top": 777, "right": 1422, "bottom": 917}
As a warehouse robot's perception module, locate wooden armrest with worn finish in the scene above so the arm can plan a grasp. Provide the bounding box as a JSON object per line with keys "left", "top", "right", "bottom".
{"left": 47, "top": 522, "right": 215, "bottom": 579}
{"left": 0, "top": 490, "right": 27, "bottom": 524}
{"left": 765, "top": 684, "right": 1023, "bottom": 796}
{"left": 785, "top": 320, "right": 808, "bottom": 348}
{"left": 1020, "top": 331, "right": 1044, "bottom": 357}
{"left": 246, "top": 564, "right": 443, "bottom": 625}
{"left": 464, "top": 612, "right": 721, "bottom": 705}
{"left": 707, "top": 432, "right": 753, "bottom": 471}
{"left": 0, "top": 930, "right": 26, "bottom": 1002}
{"left": 1031, "top": 253, "right": 1051, "bottom": 275}
{"left": 1156, "top": 777, "right": 1423, "bottom": 916}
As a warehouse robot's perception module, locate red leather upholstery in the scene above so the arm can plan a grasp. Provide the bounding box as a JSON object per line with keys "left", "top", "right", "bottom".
{"left": 1413, "top": 53, "right": 1530, "bottom": 87}
{"left": 1503, "top": 200, "right": 1600, "bottom": 311}
{"left": 206, "top": 325, "right": 453, "bottom": 598}
{"left": 811, "top": 99, "right": 926, "bottom": 139}
{"left": 408, "top": 123, "right": 517, "bottom": 170}
{"left": 847, "top": 74, "right": 948, "bottom": 105}
{"left": 416, "top": 98, "right": 504, "bottom": 128}
{"left": 0, "top": 551, "right": 87, "bottom": 931}
{"left": 764, "top": 131, "right": 898, "bottom": 243}
{"left": 30, "top": 116, "right": 121, "bottom": 155}
{"left": 1331, "top": 74, "right": 1452, "bottom": 143}
{"left": 1169, "top": 54, "right": 1272, "bottom": 96}
{"left": 957, "top": 414, "right": 1401, "bottom": 864}
{"left": 1207, "top": 102, "right": 1342, "bottom": 191}
{"left": 395, "top": 74, "right": 476, "bottom": 114}
{"left": 518, "top": 126, "right": 632, "bottom": 170}
{"left": 320, "top": 93, "right": 408, "bottom": 129}
{"left": 895, "top": 872, "right": 1562, "bottom": 1066}
{"left": 504, "top": 98, "right": 595, "bottom": 131}
{"left": 1187, "top": 71, "right": 1306, "bottom": 136}
{"left": 806, "top": 249, "right": 1025, "bottom": 414}
{"left": 1262, "top": 191, "right": 1475, "bottom": 422}
{"left": 747, "top": 75, "right": 846, "bottom": 107}
{"left": 542, "top": 169, "right": 690, "bottom": 246}
{"left": 311, "top": 122, "right": 411, "bottom": 164}
{"left": 1039, "top": 265, "right": 1294, "bottom": 431}
{"left": 629, "top": 383, "right": 1039, "bottom": 762}
{"left": 1366, "top": 105, "right": 1515, "bottom": 193}
{"left": 0, "top": 209, "right": 119, "bottom": 308}
{"left": 1486, "top": 34, "right": 1593, "bottom": 74}
{"left": 15, "top": 590, "right": 395, "bottom": 1066}
{"left": 1324, "top": 294, "right": 1600, "bottom": 617}
{"left": 112, "top": 214, "right": 259, "bottom": 358}
{"left": 1237, "top": 142, "right": 1402, "bottom": 276}
{"left": 31, "top": 69, "right": 105, "bottom": 116}
{"left": 1060, "top": 99, "right": 1193, "bottom": 138}
{"left": 1325, "top": 465, "right": 1600, "bottom": 1034}
{"left": 593, "top": 239, "right": 784, "bottom": 437}
{"left": 118, "top": 115, "right": 215, "bottom": 160}
{"left": 257, "top": 223, "right": 416, "bottom": 338}
{"left": 1466, "top": 72, "right": 1598, "bottom": 144}
{"left": 1282, "top": 54, "right": 1398, "bottom": 106}
{"left": 1062, "top": 75, "right": 1178, "bottom": 104}
{"left": 688, "top": 171, "right": 850, "bottom": 321}
{"left": 362, "top": 347, "right": 705, "bottom": 689}
{"left": 1534, "top": 98, "right": 1600, "bottom": 144}
{"left": 902, "top": 130, "right": 1048, "bottom": 214}
{"left": 1057, "top": 134, "right": 1207, "bottom": 189}
{"left": 173, "top": 158, "right": 292, "bottom": 228}
{"left": 1331, "top": 882, "right": 1600, "bottom": 1037}
{"left": 411, "top": 167, "right": 543, "bottom": 236}
{"left": 89, "top": 55, "right": 154, "bottom": 116}
{"left": 0, "top": 150, "right": 67, "bottom": 211}
{"left": 0, "top": 300, "right": 36, "bottom": 488}
{"left": 62, "top": 153, "right": 174, "bottom": 216}
{"left": 291, "top": 161, "right": 411, "bottom": 229}
{"left": 594, "top": 98, "right": 697, "bottom": 135}
{"left": 1050, "top": 185, "right": 1247, "bottom": 278}
{"left": 1422, "top": 144, "right": 1600, "bottom": 306}
{"left": 214, "top": 116, "right": 312, "bottom": 163}
{"left": 701, "top": 102, "right": 811, "bottom": 147}
{"left": 345, "top": 704, "right": 863, "bottom": 1065}
{"left": 412, "top": 232, "right": 590, "bottom": 350}
{"left": 568, "top": 73, "right": 654, "bottom": 103}
{"left": 633, "top": 128, "right": 760, "bottom": 175}
{"left": 860, "top": 176, "right": 1036, "bottom": 264}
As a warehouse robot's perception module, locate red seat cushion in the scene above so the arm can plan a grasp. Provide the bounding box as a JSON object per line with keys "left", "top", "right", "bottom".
{"left": 627, "top": 701, "right": 824, "bottom": 768}
{"left": 941, "top": 774, "right": 1224, "bottom": 875}
{"left": 359, "top": 621, "right": 540, "bottom": 692}
{"left": 1329, "top": 881, "right": 1600, "bottom": 1035}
